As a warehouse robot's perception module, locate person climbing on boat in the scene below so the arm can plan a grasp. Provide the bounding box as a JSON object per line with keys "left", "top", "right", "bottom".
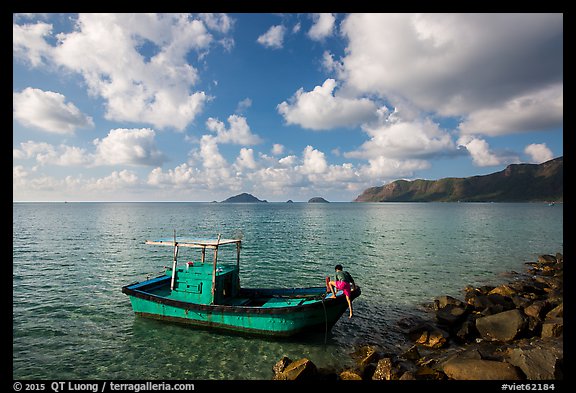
{"left": 328, "top": 264, "right": 356, "bottom": 318}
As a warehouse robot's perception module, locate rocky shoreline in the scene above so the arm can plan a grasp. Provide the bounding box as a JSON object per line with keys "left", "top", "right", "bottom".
{"left": 271, "top": 253, "right": 564, "bottom": 381}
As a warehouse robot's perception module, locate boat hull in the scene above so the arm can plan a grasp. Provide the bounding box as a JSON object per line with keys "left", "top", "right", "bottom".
{"left": 122, "top": 276, "right": 360, "bottom": 337}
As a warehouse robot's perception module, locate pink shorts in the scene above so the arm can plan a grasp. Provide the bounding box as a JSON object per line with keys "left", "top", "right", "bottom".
{"left": 335, "top": 281, "right": 352, "bottom": 297}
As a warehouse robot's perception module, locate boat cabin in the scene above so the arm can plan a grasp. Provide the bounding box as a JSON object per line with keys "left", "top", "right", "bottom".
{"left": 146, "top": 235, "right": 242, "bottom": 305}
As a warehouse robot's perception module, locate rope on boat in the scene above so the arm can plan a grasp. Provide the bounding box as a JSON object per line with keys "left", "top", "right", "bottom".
{"left": 321, "top": 293, "right": 328, "bottom": 345}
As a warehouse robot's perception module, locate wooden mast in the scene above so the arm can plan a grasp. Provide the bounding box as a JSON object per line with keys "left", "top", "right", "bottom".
{"left": 211, "top": 234, "right": 221, "bottom": 304}
{"left": 170, "top": 229, "right": 179, "bottom": 291}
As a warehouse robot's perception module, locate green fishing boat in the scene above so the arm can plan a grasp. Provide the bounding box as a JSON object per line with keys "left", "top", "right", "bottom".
{"left": 122, "top": 234, "right": 360, "bottom": 337}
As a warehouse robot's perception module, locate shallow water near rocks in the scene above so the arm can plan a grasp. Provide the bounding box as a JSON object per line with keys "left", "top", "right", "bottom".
{"left": 13, "top": 202, "right": 563, "bottom": 379}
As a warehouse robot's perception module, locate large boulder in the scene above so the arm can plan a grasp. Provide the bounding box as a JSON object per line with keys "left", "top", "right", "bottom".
{"left": 476, "top": 309, "right": 526, "bottom": 342}
{"left": 443, "top": 359, "right": 523, "bottom": 380}
{"left": 507, "top": 338, "right": 563, "bottom": 380}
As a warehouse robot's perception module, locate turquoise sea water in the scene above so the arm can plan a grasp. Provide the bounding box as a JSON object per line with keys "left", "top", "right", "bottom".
{"left": 12, "top": 202, "right": 563, "bottom": 380}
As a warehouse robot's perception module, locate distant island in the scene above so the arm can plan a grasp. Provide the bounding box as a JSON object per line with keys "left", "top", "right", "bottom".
{"left": 221, "top": 193, "right": 268, "bottom": 203}
{"left": 308, "top": 197, "right": 329, "bottom": 203}
{"left": 355, "top": 156, "right": 563, "bottom": 203}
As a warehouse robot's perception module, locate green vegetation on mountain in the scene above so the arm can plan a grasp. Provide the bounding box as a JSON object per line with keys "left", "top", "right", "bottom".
{"left": 354, "top": 157, "right": 563, "bottom": 202}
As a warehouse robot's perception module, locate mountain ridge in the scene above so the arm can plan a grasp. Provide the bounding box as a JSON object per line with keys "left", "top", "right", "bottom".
{"left": 354, "top": 157, "right": 563, "bottom": 202}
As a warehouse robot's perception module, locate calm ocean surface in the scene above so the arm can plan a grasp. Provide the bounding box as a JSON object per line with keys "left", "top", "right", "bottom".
{"left": 12, "top": 202, "right": 563, "bottom": 380}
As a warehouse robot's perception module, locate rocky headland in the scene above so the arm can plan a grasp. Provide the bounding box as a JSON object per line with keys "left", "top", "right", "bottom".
{"left": 354, "top": 156, "right": 563, "bottom": 202}
{"left": 272, "top": 253, "right": 564, "bottom": 381}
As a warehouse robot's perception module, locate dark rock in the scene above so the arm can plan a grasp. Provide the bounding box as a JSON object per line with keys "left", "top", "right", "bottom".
{"left": 534, "top": 275, "right": 562, "bottom": 290}
{"left": 507, "top": 338, "right": 563, "bottom": 380}
{"left": 314, "top": 368, "right": 340, "bottom": 381}
{"left": 541, "top": 318, "right": 563, "bottom": 338}
{"left": 361, "top": 363, "right": 377, "bottom": 380}
{"left": 510, "top": 295, "right": 532, "bottom": 309}
{"left": 467, "top": 293, "right": 516, "bottom": 315}
{"left": 399, "top": 371, "right": 417, "bottom": 380}
{"left": 525, "top": 315, "right": 543, "bottom": 337}
{"left": 444, "top": 348, "right": 483, "bottom": 363}
{"left": 436, "top": 303, "right": 470, "bottom": 326}
{"left": 545, "top": 289, "right": 563, "bottom": 306}
{"left": 397, "top": 315, "right": 429, "bottom": 333}
{"left": 372, "top": 357, "right": 402, "bottom": 380}
{"left": 272, "top": 356, "right": 292, "bottom": 375}
{"left": 443, "top": 359, "right": 523, "bottom": 380}
{"left": 538, "top": 254, "right": 557, "bottom": 264}
{"left": 466, "top": 285, "right": 496, "bottom": 296}
{"left": 412, "top": 325, "right": 450, "bottom": 349}
{"left": 351, "top": 345, "right": 380, "bottom": 367}
{"left": 488, "top": 284, "right": 518, "bottom": 297}
{"left": 273, "top": 358, "right": 317, "bottom": 380}
{"left": 476, "top": 309, "right": 526, "bottom": 342}
{"left": 400, "top": 345, "right": 421, "bottom": 361}
{"left": 455, "top": 316, "right": 480, "bottom": 343}
{"left": 523, "top": 300, "right": 550, "bottom": 319}
{"left": 434, "top": 295, "right": 466, "bottom": 310}
{"left": 545, "top": 303, "right": 563, "bottom": 319}
{"left": 414, "top": 365, "right": 447, "bottom": 380}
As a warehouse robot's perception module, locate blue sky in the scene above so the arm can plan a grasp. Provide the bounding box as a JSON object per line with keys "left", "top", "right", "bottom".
{"left": 13, "top": 13, "right": 563, "bottom": 202}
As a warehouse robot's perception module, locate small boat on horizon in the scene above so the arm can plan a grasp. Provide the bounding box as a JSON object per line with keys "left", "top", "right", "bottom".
{"left": 122, "top": 233, "right": 360, "bottom": 337}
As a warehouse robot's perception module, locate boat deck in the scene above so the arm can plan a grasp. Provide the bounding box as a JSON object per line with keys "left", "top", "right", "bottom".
{"left": 133, "top": 273, "right": 343, "bottom": 309}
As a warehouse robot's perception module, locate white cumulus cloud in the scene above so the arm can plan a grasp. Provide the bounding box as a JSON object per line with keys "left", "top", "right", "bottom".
{"left": 13, "top": 141, "right": 92, "bottom": 167}
{"left": 205, "top": 115, "right": 263, "bottom": 145}
{"left": 458, "top": 83, "right": 563, "bottom": 136}
{"left": 524, "top": 143, "right": 554, "bottom": 163}
{"left": 13, "top": 87, "right": 94, "bottom": 134}
{"left": 93, "top": 128, "right": 166, "bottom": 166}
{"left": 277, "top": 79, "right": 378, "bottom": 130}
{"left": 346, "top": 109, "right": 456, "bottom": 160}
{"left": 308, "top": 13, "right": 335, "bottom": 41}
{"left": 457, "top": 135, "right": 519, "bottom": 167}
{"left": 337, "top": 13, "right": 563, "bottom": 134}
{"left": 12, "top": 14, "right": 232, "bottom": 130}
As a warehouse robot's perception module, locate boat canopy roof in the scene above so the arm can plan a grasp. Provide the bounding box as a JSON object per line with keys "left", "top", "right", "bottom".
{"left": 145, "top": 237, "right": 241, "bottom": 249}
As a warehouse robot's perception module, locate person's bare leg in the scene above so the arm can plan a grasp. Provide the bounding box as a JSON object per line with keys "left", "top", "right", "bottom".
{"left": 329, "top": 281, "right": 337, "bottom": 297}
{"left": 346, "top": 296, "right": 353, "bottom": 318}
